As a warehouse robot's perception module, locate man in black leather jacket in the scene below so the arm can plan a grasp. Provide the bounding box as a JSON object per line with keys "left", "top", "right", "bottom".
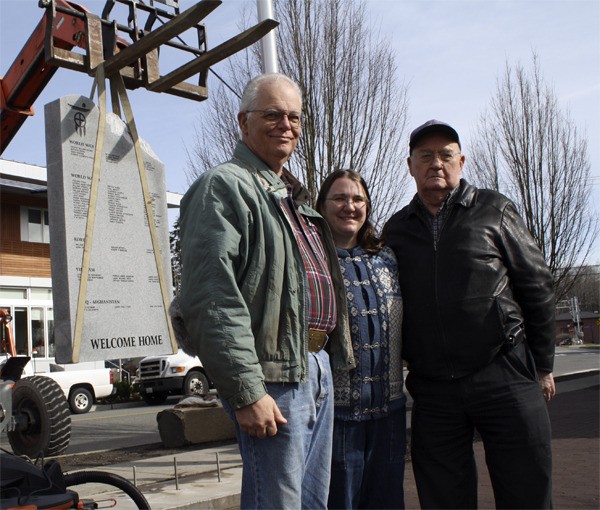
{"left": 383, "top": 120, "right": 556, "bottom": 509}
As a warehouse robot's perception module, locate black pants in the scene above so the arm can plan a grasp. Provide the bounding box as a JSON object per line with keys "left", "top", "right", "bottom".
{"left": 406, "top": 342, "right": 552, "bottom": 509}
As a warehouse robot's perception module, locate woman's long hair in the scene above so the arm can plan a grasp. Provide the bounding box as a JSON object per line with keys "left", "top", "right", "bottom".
{"left": 316, "top": 169, "right": 384, "bottom": 254}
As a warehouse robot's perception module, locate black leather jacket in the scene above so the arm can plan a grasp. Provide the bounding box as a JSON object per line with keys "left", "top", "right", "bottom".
{"left": 383, "top": 180, "right": 555, "bottom": 380}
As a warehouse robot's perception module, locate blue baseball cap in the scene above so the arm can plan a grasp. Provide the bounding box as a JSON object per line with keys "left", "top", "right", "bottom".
{"left": 409, "top": 119, "right": 461, "bottom": 152}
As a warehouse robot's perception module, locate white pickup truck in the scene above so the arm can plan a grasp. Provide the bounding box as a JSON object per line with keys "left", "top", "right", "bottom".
{"left": 16, "top": 359, "right": 115, "bottom": 414}
{"left": 135, "top": 350, "right": 213, "bottom": 405}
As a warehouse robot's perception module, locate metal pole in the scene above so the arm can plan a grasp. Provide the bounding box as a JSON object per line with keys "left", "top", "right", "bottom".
{"left": 216, "top": 452, "right": 222, "bottom": 482}
{"left": 257, "top": 0, "right": 278, "bottom": 73}
{"left": 174, "top": 457, "right": 179, "bottom": 490}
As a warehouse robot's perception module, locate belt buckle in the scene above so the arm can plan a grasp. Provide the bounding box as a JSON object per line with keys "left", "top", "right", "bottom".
{"left": 308, "top": 329, "right": 327, "bottom": 352}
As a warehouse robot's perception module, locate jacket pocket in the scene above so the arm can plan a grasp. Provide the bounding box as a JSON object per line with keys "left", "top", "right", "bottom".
{"left": 503, "top": 341, "right": 537, "bottom": 382}
{"left": 495, "top": 290, "right": 527, "bottom": 347}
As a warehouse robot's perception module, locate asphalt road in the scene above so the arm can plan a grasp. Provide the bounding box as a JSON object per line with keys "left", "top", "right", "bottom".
{"left": 553, "top": 345, "right": 599, "bottom": 374}
{"left": 68, "top": 401, "right": 172, "bottom": 453}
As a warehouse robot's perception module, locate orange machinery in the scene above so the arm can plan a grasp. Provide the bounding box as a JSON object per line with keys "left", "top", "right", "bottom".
{"left": 0, "top": 0, "right": 277, "bottom": 154}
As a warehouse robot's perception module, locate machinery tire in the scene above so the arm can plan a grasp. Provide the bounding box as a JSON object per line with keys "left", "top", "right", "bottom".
{"left": 142, "top": 392, "right": 168, "bottom": 405}
{"left": 69, "top": 387, "right": 93, "bottom": 414}
{"left": 184, "top": 370, "right": 209, "bottom": 396}
{"left": 8, "top": 376, "right": 71, "bottom": 458}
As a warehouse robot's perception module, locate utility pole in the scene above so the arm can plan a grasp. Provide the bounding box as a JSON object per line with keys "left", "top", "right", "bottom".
{"left": 557, "top": 296, "right": 584, "bottom": 343}
{"left": 257, "top": 0, "right": 278, "bottom": 73}
{"left": 570, "top": 296, "right": 583, "bottom": 342}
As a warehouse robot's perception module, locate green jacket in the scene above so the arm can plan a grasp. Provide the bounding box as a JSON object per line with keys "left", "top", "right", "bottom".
{"left": 179, "top": 142, "right": 355, "bottom": 409}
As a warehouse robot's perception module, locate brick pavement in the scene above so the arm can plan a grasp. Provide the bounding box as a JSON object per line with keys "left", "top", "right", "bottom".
{"left": 403, "top": 382, "right": 599, "bottom": 509}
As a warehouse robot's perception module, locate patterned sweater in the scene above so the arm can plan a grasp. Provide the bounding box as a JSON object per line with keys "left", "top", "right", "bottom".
{"left": 332, "top": 245, "right": 405, "bottom": 421}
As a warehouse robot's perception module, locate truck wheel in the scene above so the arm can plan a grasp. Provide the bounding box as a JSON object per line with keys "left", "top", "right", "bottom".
{"left": 142, "top": 392, "right": 168, "bottom": 405}
{"left": 8, "top": 376, "right": 71, "bottom": 457}
{"left": 184, "top": 370, "right": 209, "bottom": 396}
{"left": 69, "top": 387, "right": 93, "bottom": 414}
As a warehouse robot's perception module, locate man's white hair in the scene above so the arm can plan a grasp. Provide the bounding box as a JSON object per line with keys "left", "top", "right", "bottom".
{"left": 239, "top": 73, "right": 303, "bottom": 112}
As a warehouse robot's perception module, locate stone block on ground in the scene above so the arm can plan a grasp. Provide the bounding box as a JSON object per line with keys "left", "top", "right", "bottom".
{"left": 157, "top": 405, "right": 236, "bottom": 447}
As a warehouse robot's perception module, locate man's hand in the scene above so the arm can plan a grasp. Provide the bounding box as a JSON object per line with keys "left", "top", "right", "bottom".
{"left": 537, "top": 370, "right": 555, "bottom": 402}
{"left": 234, "top": 394, "right": 288, "bottom": 438}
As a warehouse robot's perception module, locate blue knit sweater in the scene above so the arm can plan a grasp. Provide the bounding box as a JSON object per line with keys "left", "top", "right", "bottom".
{"left": 332, "top": 245, "right": 405, "bottom": 421}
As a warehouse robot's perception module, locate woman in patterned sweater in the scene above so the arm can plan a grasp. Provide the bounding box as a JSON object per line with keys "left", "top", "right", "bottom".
{"left": 317, "top": 169, "right": 406, "bottom": 509}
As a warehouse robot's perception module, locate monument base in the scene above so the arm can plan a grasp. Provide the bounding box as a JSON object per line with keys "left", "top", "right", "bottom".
{"left": 157, "top": 406, "right": 237, "bottom": 447}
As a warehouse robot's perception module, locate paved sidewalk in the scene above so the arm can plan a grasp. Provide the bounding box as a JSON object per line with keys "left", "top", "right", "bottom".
{"left": 70, "top": 372, "right": 599, "bottom": 509}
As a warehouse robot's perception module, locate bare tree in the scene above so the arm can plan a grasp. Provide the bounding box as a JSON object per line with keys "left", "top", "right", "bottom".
{"left": 185, "top": 42, "right": 260, "bottom": 184}
{"left": 170, "top": 217, "right": 182, "bottom": 295}
{"left": 469, "top": 54, "right": 598, "bottom": 301}
{"left": 186, "top": 0, "right": 410, "bottom": 228}
{"left": 561, "top": 265, "right": 600, "bottom": 313}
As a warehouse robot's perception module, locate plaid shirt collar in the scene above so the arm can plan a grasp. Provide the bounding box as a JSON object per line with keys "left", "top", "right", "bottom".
{"left": 416, "top": 185, "right": 460, "bottom": 246}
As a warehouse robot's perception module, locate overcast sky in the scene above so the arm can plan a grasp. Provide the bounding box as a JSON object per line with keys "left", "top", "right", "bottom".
{"left": 1, "top": 0, "right": 598, "bottom": 261}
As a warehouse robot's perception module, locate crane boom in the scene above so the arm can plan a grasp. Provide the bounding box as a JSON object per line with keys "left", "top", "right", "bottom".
{"left": 0, "top": 0, "right": 278, "bottom": 155}
{"left": 0, "top": 0, "right": 89, "bottom": 154}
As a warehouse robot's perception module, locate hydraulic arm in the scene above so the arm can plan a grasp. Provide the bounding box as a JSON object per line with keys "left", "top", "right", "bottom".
{"left": 0, "top": 0, "right": 278, "bottom": 155}
{"left": 0, "top": 0, "right": 89, "bottom": 153}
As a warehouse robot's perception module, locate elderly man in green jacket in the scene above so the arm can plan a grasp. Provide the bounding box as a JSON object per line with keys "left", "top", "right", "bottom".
{"left": 179, "top": 73, "right": 354, "bottom": 510}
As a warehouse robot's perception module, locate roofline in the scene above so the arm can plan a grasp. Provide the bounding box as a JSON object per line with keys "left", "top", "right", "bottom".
{"left": 0, "top": 159, "right": 46, "bottom": 185}
{"left": 0, "top": 158, "right": 183, "bottom": 207}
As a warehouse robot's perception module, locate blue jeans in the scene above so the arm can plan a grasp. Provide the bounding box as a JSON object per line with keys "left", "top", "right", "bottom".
{"left": 223, "top": 349, "right": 334, "bottom": 509}
{"left": 328, "top": 405, "right": 407, "bottom": 509}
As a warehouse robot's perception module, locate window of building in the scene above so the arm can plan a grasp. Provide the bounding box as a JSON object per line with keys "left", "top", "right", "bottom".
{"left": 31, "top": 307, "right": 45, "bottom": 357}
{"left": 13, "top": 307, "right": 28, "bottom": 355}
{"left": 1, "top": 306, "right": 12, "bottom": 355}
{"left": 48, "top": 308, "right": 55, "bottom": 357}
{"left": 0, "top": 288, "right": 54, "bottom": 359}
{"left": 20, "top": 207, "right": 50, "bottom": 243}
{"left": 0, "top": 288, "right": 27, "bottom": 300}
{"left": 31, "top": 288, "right": 53, "bottom": 300}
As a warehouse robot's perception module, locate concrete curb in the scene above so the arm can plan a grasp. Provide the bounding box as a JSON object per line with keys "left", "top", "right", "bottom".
{"left": 553, "top": 369, "right": 599, "bottom": 382}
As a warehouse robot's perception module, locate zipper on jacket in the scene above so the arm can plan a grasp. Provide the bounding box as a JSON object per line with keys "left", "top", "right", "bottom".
{"left": 430, "top": 207, "right": 458, "bottom": 378}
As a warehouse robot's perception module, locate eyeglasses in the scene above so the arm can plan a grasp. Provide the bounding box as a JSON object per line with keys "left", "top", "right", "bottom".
{"left": 326, "top": 196, "right": 368, "bottom": 208}
{"left": 246, "top": 109, "right": 303, "bottom": 128}
{"left": 413, "top": 150, "right": 460, "bottom": 164}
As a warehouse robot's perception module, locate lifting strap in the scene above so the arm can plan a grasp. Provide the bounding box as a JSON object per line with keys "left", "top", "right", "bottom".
{"left": 72, "top": 65, "right": 176, "bottom": 362}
